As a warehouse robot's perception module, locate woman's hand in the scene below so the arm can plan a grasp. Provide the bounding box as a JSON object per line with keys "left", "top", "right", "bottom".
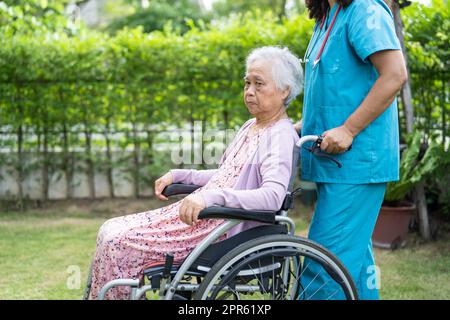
{"left": 179, "top": 194, "right": 206, "bottom": 226}
{"left": 154, "top": 172, "right": 173, "bottom": 201}
{"left": 320, "top": 125, "right": 354, "bottom": 154}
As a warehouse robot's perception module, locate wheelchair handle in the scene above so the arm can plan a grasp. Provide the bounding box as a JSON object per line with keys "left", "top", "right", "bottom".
{"left": 298, "top": 134, "right": 351, "bottom": 169}
{"left": 297, "top": 134, "right": 352, "bottom": 151}
{"left": 296, "top": 135, "right": 321, "bottom": 148}
{"left": 162, "top": 183, "right": 202, "bottom": 197}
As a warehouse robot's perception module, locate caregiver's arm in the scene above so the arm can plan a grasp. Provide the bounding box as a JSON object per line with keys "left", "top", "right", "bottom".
{"left": 321, "top": 50, "right": 408, "bottom": 154}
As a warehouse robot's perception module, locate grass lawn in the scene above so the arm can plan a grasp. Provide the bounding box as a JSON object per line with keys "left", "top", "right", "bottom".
{"left": 0, "top": 212, "right": 101, "bottom": 299}
{"left": 0, "top": 201, "right": 449, "bottom": 300}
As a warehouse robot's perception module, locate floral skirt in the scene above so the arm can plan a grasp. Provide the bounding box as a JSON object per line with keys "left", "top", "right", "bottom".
{"left": 88, "top": 200, "right": 224, "bottom": 300}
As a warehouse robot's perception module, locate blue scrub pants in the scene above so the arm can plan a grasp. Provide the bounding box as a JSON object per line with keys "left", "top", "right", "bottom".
{"left": 300, "top": 182, "right": 387, "bottom": 300}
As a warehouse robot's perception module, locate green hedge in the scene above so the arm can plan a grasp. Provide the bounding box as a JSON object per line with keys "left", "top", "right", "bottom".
{"left": 0, "top": 12, "right": 313, "bottom": 200}
{"left": 0, "top": 4, "right": 448, "bottom": 202}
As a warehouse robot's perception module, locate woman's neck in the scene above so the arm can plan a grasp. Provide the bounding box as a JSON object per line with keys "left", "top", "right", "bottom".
{"left": 254, "top": 109, "right": 288, "bottom": 128}
{"left": 328, "top": 0, "right": 337, "bottom": 8}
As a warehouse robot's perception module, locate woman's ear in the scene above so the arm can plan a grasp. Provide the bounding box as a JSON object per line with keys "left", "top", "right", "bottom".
{"left": 282, "top": 86, "right": 291, "bottom": 101}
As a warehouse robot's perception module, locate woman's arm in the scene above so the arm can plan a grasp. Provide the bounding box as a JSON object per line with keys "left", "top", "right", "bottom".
{"left": 200, "top": 129, "right": 295, "bottom": 211}
{"left": 321, "top": 50, "right": 407, "bottom": 154}
{"left": 170, "top": 169, "right": 218, "bottom": 186}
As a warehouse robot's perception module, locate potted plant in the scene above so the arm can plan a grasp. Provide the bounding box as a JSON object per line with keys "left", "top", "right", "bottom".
{"left": 372, "top": 131, "right": 443, "bottom": 249}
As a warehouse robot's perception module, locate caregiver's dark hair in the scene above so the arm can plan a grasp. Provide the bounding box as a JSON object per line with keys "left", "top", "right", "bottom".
{"left": 305, "top": 0, "right": 353, "bottom": 21}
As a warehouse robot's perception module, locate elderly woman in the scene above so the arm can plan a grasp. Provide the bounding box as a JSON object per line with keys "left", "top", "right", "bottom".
{"left": 87, "top": 46, "right": 303, "bottom": 300}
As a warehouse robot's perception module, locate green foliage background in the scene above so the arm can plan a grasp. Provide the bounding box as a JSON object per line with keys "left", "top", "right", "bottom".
{"left": 0, "top": 1, "right": 448, "bottom": 205}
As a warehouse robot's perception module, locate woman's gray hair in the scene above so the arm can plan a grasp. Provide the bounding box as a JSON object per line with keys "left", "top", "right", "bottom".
{"left": 246, "top": 46, "right": 304, "bottom": 107}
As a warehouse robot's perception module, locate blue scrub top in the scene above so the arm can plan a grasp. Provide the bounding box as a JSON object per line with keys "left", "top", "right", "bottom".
{"left": 301, "top": 0, "right": 402, "bottom": 184}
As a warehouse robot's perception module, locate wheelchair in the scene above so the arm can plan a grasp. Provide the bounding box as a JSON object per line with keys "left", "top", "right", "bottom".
{"left": 86, "top": 134, "right": 358, "bottom": 300}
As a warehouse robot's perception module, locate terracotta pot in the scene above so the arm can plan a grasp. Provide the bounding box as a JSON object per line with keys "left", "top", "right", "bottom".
{"left": 372, "top": 202, "right": 416, "bottom": 249}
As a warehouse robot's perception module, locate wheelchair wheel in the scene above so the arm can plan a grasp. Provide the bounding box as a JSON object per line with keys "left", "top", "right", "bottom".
{"left": 194, "top": 234, "right": 358, "bottom": 300}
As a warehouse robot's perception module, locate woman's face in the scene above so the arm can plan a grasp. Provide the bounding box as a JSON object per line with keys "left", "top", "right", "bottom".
{"left": 244, "top": 60, "right": 289, "bottom": 118}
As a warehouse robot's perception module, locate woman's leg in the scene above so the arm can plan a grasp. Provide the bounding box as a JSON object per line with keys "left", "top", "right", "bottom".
{"left": 88, "top": 204, "right": 223, "bottom": 300}
{"left": 88, "top": 211, "right": 156, "bottom": 300}
{"left": 300, "top": 182, "right": 386, "bottom": 300}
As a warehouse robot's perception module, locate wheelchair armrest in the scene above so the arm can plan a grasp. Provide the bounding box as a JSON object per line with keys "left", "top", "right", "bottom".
{"left": 198, "top": 206, "right": 277, "bottom": 224}
{"left": 162, "top": 183, "right": 202, "bottom": 197}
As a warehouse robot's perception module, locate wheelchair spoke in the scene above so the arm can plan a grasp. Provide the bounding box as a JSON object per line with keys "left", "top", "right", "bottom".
{"left": 194, "top": 237, "right": 358, "bottom": 301}
{"left": 277, "top": 259, "right": 291, "bottom": 300}
{"left": 217, "top": 289, "right": 240, "bottom": 300}
{"left": 272, "top": 256, "right": 276, "bottom": 299}
{"left": 254, "top": 258, "right": 269, "bottom": 297}
{"left": 295, "top": 259, "right": 312, "bottom": 299}
{"left": 210, "top": 253, "right": 272, "bottom": 299}
{"left": 298, "top": 260, "right": 312, "bottom": 280}
{"left": 306, "top": 279, "right": 331, "bottom": 300}
{"left": 299, "top": 268, "right": 322, "bottom": 296}
{"left": 326, "top": 288, "right": 340, "bottom": 300}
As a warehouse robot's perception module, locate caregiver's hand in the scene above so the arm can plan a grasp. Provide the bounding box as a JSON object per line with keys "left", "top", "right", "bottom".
{"left": 179, "top": 194, "right": 206, "bottom": 226}
{"left": 320, "top": 125, "right": 354, "bottom": 154}
{"left": 154, "top": 172, "right": 173, "bottom": 201}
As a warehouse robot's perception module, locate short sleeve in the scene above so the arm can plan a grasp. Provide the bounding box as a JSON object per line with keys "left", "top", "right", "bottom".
{"left": 347, "top": 0, "right": 401, "bottom": 63}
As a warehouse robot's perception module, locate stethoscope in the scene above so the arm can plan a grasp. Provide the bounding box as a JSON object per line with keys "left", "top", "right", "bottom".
{"left": 302, "top": 5, "right": 342, "bottom": 69}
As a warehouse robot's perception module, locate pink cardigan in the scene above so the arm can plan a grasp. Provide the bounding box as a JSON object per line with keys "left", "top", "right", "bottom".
{"left": 170, "top": 118, "right": 299, "bottom": 237}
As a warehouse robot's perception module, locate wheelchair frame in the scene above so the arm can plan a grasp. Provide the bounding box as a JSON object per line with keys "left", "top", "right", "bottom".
{"left": 98, "top": 214, "right": 297, "bottom": 300}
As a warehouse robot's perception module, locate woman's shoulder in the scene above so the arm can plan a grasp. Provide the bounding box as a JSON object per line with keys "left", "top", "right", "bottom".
{"left": 267, "top": 118, "right": 299, "bottom": 144}
{"left": 231, "top": 118, "right": 256, "bottom": 141}
{"left": 255, "top": 119, "right": 298, "bottom": 161}
{"left": 237, "top": 118, "right": 256, "bottom": 133}
{"left": 272, "top": 118, "right": 298, "bottom": 133}
{"left": 239, "top": 117, "right": 298, "bottom": 144}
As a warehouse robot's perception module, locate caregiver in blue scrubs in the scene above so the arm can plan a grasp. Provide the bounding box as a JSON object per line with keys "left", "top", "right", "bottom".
{"left": 296, "top": 0, "right": 408, "bottom": 299}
